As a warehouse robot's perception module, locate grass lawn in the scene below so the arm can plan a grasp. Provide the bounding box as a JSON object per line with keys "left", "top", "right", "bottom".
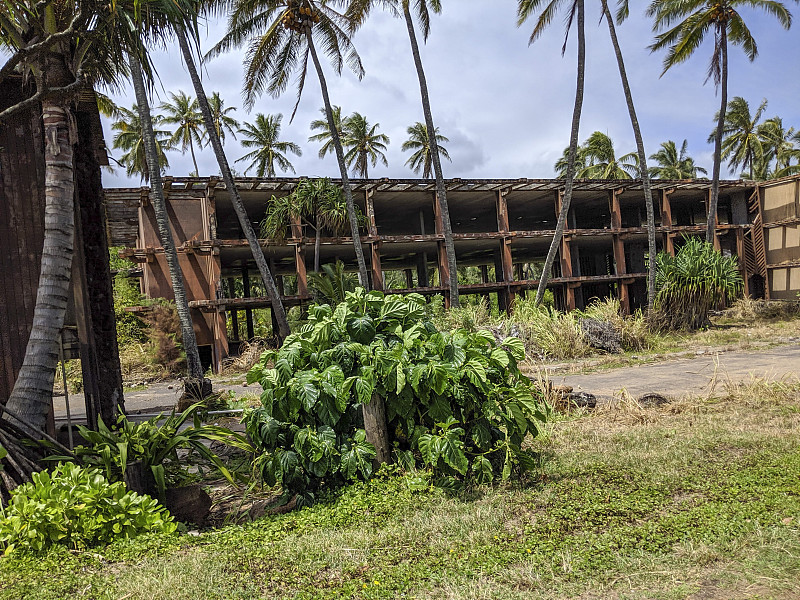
{"left": 2, "top": 378, "right": 799, "bottom": 600}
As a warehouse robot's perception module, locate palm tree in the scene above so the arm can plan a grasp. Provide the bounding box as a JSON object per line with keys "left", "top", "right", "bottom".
{"left": 578, "top": 131, "right": 638, "bottom": 179}
{"left": 309, "top": 105, "right": 345, "bottom": 158}
{"left": 711, "top": 96, "right": 767, "bottom": 179}
{"left": 237, "top": 113, "right": 302, "bottom": 177}
{"left": 347, "top": 0, "right": 461, "bottom": 307}
{"left": 342, "top": 112, "right": 389, "bottom": 177}
{"left": 205, "top": 92, "right": 240, "bottom": 146}
{"left": 646, "top": 0, "right": 794, "bottom": 244}
{"left": 518, "top": 0, "right": 586, "bottom": 306}
{"left": 555, "top": 144, "right": 588, "bottom": 178}
{"left": 757, "top": 116, "right": 799, "bottom": 176}
{"left": 402, "top": 122, "right": 451, "bottom": 178}
{"left": 160, "top": 91, "right": 204, "bottom": 175}
{"left": 129, "top": 55, "right": 206, "bottom": 386}
{"left": 262, "top": 178, "right": 355, "bottom": 271}
{"left": 599, "top": 0, "right": 657, "bottom": 308}
{"left": 210, "top": 0, "right": 371, "bottom": 289}
{"left": 649, "top": 140, "right": 708, "bottom": 179}
{"left": 111, "top": 105, "right": 173, "bottom": 181}
{"left": 209, "top": 0, "right": 387, "bottom": 462}
{"left": 175, "top": 28, "right": 290, "bottom": 339}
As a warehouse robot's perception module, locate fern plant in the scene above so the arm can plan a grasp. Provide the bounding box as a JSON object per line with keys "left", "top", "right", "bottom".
{"left": 246, "top": 289, "right": 547, "bottom": 505}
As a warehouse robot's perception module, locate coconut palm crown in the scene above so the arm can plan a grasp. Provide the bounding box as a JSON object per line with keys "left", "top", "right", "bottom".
{"left": 111, "top": 104, "right": 173, "bottom": 182}
{"left": 649, "top": 140, "right": 708, "bottom": 179}
{"left": 402, "top": 122, "right": 451, "bottom": 178}
{"left": 237, "top": 113, "right": 302, "bottom": 177}
{"left": 342, "top": 112, "right": 389, "bottom": 178}
{"left": 209, "top": 0, "right": 363, "bottom": 114}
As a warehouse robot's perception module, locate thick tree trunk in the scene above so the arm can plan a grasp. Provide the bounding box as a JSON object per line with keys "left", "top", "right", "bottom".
{"left": 74, "top": 108, "right": 124, "bottom": 424}
{"left": 403, "top": 5, "right": 459, "bottom": 307}
{"left": 6, "top": 98, "right": 75, "bottom": 431}
{"left": 364, "top": 393, "right": 390, "bottom": 465}
{"left": 707, "top": 29, "right": 727, "bottom": 244}
{"left": 536, "top": 0, "right": 585, "bottom": 306}
{"left": 129, "top": 54, "right": 205, "bottom": 384}
{"left": 305, "top": 28, "right": 370, "bottom": 288}
{"left": 176, "top": 28, "right": 290, "bottom": 339}
{"left": 601, "top": 0, "right": 656, "bottom": 309}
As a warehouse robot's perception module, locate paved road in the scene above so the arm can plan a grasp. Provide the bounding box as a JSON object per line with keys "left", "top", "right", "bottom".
{"left": 552, "top": 344, "right": 800, "bottom": 402}
{"left": 54, "top": 344, "right": 800, "bottom": 421}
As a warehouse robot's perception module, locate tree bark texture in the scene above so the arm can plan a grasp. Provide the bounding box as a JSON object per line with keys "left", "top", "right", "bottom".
{"left": 176, "top": 28, "right": 291, "bottom": 339}
{"left": 128, "top": 54, "right": 205, "bottom": 382}
{"left": 601, "top": 0, "right": 657, "bottom": 309}
{"left": 707, "top": 28, "right": 728, "bottom": 244}
{"left": 6, "top": 92, "right": 75, "bottom": 430}
{"left": 305, "top": 27, "right": 370, "bottom": 288}
{"left": 364, "top": 393, "right": 391, "bottom": 465}
{"left": 535, "top": 0, "right": 585, "bottom": 306}
{"left": 403, "top": 5, "right": 459, "bottom": 307}
{"left": 74, "top": 108, "right": 125, "bottom": 424}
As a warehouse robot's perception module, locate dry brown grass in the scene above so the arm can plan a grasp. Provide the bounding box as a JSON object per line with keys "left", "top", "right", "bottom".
{"left": 220, "top": 339, "right": 269, "bottom": 375}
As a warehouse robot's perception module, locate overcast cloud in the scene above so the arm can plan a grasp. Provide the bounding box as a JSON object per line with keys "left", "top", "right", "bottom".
{"left": 101, "top": 0, "right": 800, "bottom": 187}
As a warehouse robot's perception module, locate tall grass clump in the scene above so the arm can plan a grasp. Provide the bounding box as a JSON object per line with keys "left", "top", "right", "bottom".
{"left": 508, "top": 298, "right": 590, "bottom": 360}
{"left": 653, "top": 237, "right": 743, "bottom": 331}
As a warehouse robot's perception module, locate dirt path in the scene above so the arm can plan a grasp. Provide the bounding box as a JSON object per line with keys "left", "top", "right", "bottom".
{"left": 551, "top": 343, "right": 800, "bottom": 402}
{"left": 54, "top": 344, "right": 800, "bottom": 421}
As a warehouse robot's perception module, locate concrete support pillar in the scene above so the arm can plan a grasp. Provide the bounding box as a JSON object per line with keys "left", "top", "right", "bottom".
{"left": 496, "top": 189, "right": 515, "bottom": 312}
{"left": 241, "top": 263, "right": 254, "bottom": 340}
{"left": 227, "top": 277, "right": 239, "bottom": 341}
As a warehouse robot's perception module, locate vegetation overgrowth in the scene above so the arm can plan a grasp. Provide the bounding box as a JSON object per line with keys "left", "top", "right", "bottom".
{"left": 47, "top": 403, "right": 251, "bottom": 499}
{"left": 245, "top": 289, "right": 547, "bottom": 505}
{"left": 0, "top": 463, "right": 175, "bottom": 555}
{"left": 1, "top": 377, "right": 798, "bottom": 598}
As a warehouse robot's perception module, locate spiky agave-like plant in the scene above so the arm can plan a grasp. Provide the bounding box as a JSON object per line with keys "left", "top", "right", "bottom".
{"left": 653, "top": 236, "right": 743, "bottom": 331}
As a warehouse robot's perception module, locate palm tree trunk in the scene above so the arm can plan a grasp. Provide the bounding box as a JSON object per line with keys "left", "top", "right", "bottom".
{"left": 601, "top": 0, "right": 656, "bottom": 309}
{"left": 315, "top": 224, "right": 322, "bottom": 273}
{"left": 403, "top": 4, "right": 459, "bottom": 308}
{"left": 176, "top": 28, "right": 290, "bottom": 339}
{"left": 188, "top": 135, "right": 199, "bottom": 176}
{"left": 707, "top": 28, "right": 727, "bottom": 244}
{"left": 129, "top": 54, "right": 205, "bottom": 382}
{"left": 536, "top": 0, "right": 585, "bottom": 306}
{"left": 305, "top": 28, "right": 370, "bottom": 287}
{"left": 5, "top": 100, "right": 75, "bottom": 431}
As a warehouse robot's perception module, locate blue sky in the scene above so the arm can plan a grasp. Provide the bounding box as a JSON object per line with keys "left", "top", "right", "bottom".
{"left": 101, "top": 0, "right": 800, "bottom": 187}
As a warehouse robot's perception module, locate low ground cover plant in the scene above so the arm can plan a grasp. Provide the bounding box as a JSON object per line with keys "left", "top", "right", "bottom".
{"left": 0, "top": 462, "right": 175, "bottom": 554}
{"left": 245, "top": 289, "right": 547, "bottom": 505}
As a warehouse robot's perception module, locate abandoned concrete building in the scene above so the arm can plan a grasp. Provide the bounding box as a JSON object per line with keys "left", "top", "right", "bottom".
{"left": 105, "top": 174, "right": 800, "bottom": 373}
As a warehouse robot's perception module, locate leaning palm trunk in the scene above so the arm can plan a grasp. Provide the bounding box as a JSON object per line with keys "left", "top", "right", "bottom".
{"left": 402, "top": 4, "right": 459, "bottom": 307}
{"left": 601, "top": 0, "right": 656, "bottom": 309}
{"left": 536, "top": 0, "right": 585, "bottom": 306}
{"left": 5, "top": 99, "right": 75, "bottom": 431}
{"left": 176, "top": 29, "right": 290, "bottom": 339}
{"left": 707, "top": 29, "right": 728, "bottom": 243}
{"left": 305, "top": 28, "right": 370, "bottom": 288}
{"left": 129, "top": 54, "right": 205, "bottom": 383}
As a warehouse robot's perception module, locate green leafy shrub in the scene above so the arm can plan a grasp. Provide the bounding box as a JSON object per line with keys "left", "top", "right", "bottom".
{"left": 246, "top": 289, "right": 547, "bottom": 504}
{"left": 0, "top": 463, "right": 175, "bottom": 554}
{"left": 50, "top": 403, "right": 251, "bottom": 497}
{"left": 110, "top": 247, "right": 148, "bottom": 346}
{"left": 653, "top": 237, "right": 744, "bottom": 331}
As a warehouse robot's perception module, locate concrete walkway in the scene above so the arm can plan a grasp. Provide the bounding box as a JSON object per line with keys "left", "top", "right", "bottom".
{"left": 53, "top": 344, "right": 800, "bottom": 422}
{"left": 552, "top": 344, "right": 800, "bottom": 402}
